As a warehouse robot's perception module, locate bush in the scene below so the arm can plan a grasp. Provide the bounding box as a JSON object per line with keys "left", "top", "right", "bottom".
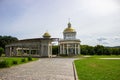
{"left": 12, "top": 60, "right": 18, "bottom": 64}
{"left": 27, "top": 56, "right": 32, "bottom": 61}
{"left": 21, "top": 58, "right": 26, "bottom": 62}
{"left": 0, "top": 60, "right": 10, "bottom": 68}
{"left": 0, "top": 47, "right": 4, "bottom": 57}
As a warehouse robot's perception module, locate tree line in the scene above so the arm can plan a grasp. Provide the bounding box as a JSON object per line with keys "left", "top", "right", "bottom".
{"left": 81, "top": 45, "right": 120, "bottom": 55}
{"left": 52, "top": 45, "right": 120, "bottom": 55}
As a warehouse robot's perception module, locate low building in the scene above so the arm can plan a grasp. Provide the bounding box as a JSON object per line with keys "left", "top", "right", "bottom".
{"left": 5, "top": 32, "right": 58, "bottom": 57}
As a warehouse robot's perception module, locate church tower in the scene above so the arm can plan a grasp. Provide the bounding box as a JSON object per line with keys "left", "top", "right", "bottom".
{"left": 59, "top": 22, "right": 81, "bottom": 56}
{"left": 63, "top": 22, "right": 76, "bottom": 40}
{"left": 41, "top": 32, "right": 52, "bottom": 57}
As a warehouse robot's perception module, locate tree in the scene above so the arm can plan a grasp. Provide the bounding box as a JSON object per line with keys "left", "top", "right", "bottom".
{"left": 112, "top": 48, "right": 119, "bottom": 55}
{"left": 81, "top": 45, "right": 95, "bottom": 55}
{"left": 81, "top": 45, "right": 88, "bottom": 55}
{"left": 87, "top": 46, "right": 95, "bottom": 55}
{"left": 80, "top": 44, "right": 120, "bottom": 55}
{"left": 52, "top": 45, "right": 58, "bottom": 55}
{"left": 94, "top": 45, "right": 104, "bottom": 55}
{"left": 0, "top": 36, "right": 18, "bottom": 49}
{"left": 0, "top": 47, "right": 4, "bottom": 57}
{"left": 103, "top": 48, "right": 110, "bottom": 55}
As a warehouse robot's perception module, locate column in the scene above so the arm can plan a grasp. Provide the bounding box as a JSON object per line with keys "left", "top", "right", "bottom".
{"left": 63, "top": 44, "right": 64, "bottom": 54}
{"left": 49, "top": 44, "right": 52, "bottom": 58}
{"left": 78, "top": 44, "right": 80, "bottom": 54}
{"left": 21, "top": 46, "right": 24, "bottom": 56}
{"left": 47, "top": 43, "right": 51, "bottom": 58}
{"left": 16, "top": 47, "right": 18, "bottom": 56}
{"left": 29, "top": 48, "right": 31, "bottom": 56}
{"left": 75, "top": 44, "right": 76, "bottom": 55}
{"left": 60, "top": 44, "right": 62, "bottom": 54}
{"left": 38, "top": 43, "right": 40, "bottom": 57}
{"left": 5, "top": 47, "right": 10, "bottom": 57}
{"left": 67, "top": 44, "right": 68, "bottom": 55}
{"left": 36, "top": 47, "right": 37, "bottom": 56}
{"left": 13, "top": 47, "right": 17, "bottom": 56}
{"left": 47, "top": 44, "right": 49, "bottom": 57}
{"left": 10, "top": 47, "right": 12, "bottom": 56}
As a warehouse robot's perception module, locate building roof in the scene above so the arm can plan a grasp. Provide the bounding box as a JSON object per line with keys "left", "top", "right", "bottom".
{"left": 5, "top": 38, "right": 59, "bottom": 47}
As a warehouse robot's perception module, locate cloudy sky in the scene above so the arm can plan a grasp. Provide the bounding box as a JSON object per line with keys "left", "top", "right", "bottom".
{"left": 0, "top": 0, "right": 120, "bottom": 46}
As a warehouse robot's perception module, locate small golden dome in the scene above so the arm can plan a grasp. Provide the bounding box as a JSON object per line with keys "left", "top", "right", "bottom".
{"left": 63, "top": 22, "right": 76, "bottom": 33}
{"left": 43, "top": 32, "right": 51, "bottom": 38}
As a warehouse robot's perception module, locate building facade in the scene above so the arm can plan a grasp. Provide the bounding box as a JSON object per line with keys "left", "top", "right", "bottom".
{"left": 59, "top": 22, "right": 81, "bottom": 55}
{"left": 5, "top": 32, "right": 57, "bottom": 57}
{"left": 5, "top": 22, "right": 81, "bottom": 57}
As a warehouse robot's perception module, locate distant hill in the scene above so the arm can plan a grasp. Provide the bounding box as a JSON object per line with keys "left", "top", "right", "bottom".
{"left": 105, "top": 46, "right": 120, "bottom": 48}
{"left": 113, "top": 46, "right": 120, "bottom": 48}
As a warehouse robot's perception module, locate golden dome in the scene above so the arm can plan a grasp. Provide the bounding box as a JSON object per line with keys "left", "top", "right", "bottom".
{"left": 43, "top": 32, "right": 51, "bottom": 38}
{"left": 64, "top": 27, "right": 75, "bottom": 32}
{"left": 63, "top": 22, "right": 76, "bottom": 33}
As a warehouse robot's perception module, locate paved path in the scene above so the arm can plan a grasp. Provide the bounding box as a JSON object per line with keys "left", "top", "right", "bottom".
{"left": 0, "top": 58, "right": 75, "bottom": 80}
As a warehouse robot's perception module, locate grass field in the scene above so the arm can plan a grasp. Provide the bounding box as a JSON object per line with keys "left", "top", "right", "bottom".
{"left": 74, "top": 55, "right": 120, "bottom": 80}
{"left": 0, "top": 57, "right": 39, "bottom": 68}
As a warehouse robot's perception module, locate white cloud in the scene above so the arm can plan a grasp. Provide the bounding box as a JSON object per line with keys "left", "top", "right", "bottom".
{"left": 0, "top": 0, "right": 120, "bottom": 46}
{"left": 79, "top": 0, "right": 120, "bottom": 16}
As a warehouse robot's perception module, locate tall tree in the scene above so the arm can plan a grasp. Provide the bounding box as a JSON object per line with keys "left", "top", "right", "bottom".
{"left": 0, "top": 36, "right": 18, "bottom": 49}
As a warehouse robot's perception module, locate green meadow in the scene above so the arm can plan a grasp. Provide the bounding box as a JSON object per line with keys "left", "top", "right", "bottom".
{"left": 74, "top": 55, "right": 120, "bottom": 80}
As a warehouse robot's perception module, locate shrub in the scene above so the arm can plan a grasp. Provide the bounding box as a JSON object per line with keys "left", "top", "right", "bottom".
{"left": 0, "top": 47, "right": 4, "bottom": 57}
{"left": 27, "top": 56, "right": 32, "bottom": 61}
{"left": 12, "top": 60, "right": 18, "bottom": 64}
{"left": 0, "top": 60, "right": 9, "bottom": 68}
{"left": 21, "top": 58, "right": 26, "bottom": 62}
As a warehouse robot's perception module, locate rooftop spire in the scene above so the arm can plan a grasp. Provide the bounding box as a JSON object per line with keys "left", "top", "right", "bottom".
{"left": 68, "top": 18, "right": 71, "bottom": 28}
{"left": 68, "top": 22, "right": 71, "bottom": 28}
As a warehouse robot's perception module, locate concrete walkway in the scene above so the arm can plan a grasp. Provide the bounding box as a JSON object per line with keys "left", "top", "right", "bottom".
{"left": 0, "top": 58, "right": 75, "bottom": 80}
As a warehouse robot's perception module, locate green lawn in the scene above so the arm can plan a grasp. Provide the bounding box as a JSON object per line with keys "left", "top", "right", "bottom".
{"left": 74, "top": 55, "right": 120, "bottom": 80}
{"left": 91, "top": 55, "right": 120, "bottom": 58}
{"left": 0, "top": 57, "right": 39, "bottom": 68}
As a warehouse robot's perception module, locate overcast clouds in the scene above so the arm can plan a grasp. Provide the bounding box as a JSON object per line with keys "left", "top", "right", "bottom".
{"left": 0, "top": 0, "right": 120, "bottom": 46}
